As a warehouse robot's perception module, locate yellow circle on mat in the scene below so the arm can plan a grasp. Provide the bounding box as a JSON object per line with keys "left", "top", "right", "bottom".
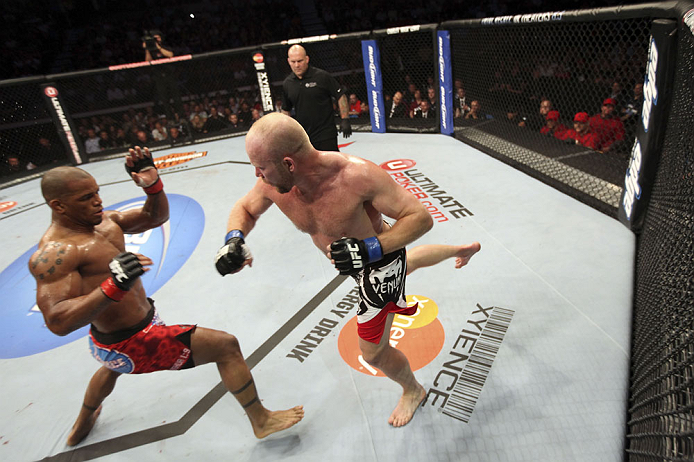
{"left": 392, "top": 295, "right": 439, "bottom": 329}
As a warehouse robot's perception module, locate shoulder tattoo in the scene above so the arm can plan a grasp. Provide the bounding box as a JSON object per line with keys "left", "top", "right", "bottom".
{"left": 33, "top": 242, "right": 68, "bottom": 280}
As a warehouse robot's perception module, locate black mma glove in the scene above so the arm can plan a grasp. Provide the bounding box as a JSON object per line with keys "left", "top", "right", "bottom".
{"left": 340, "top": 118, "right": 352, "bottom": 139}
{"left": 329, "top": 236, "right": 383, "bottom": 276}
{"left": 126, "top": 149, "right": 162, "bottom": 192}
{"left": 215, "top": 230, "right": 253, "bottom": 276}
{"left": 125, "top": 152, "right": 156, "bottom": 179}
{"left": 100, "top": 252, "right": 145, "bottom": 301}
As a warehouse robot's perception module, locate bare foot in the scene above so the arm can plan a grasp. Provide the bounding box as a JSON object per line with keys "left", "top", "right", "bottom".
{"left": 454, "top": 242, "right": 481, "bottom": 269}
{"left": 253, "top": 406, "right": 305, "bottom": 439}
{"left": 67, "top": 405, "right": 102, "bottom": 446}
{"left": 388, "top": 385, "right": 426, "bottom": 427}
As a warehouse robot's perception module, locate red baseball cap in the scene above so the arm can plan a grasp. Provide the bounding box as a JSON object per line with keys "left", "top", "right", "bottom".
{"left": 574, "top": 112, "right": 589, "bottom": 123}
{"left": 602, "top": 98, "right": 617, "bottom": 106}
{"left": 546, "top": 110, "right": 560, "bottom": 121}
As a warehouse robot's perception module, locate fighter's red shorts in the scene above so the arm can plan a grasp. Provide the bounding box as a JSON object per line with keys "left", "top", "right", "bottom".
{"left": 353, "top": 248, "right": 418, "bottom": 344}
{"left": 88, "top": 300, "right": 196, "bottom": 374}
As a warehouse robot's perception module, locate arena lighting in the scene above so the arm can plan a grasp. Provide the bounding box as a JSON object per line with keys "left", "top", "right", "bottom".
{"left": 190, "top": 14, "right": 194, "bottom": 18}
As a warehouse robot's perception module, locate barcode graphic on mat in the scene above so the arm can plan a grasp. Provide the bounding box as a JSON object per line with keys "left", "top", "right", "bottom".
{"left": 442, "top": 307, "right": 514, "bottom": 423}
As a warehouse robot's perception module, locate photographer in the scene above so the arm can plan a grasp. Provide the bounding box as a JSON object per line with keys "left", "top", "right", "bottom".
{"left": 142, "top": 30, "right": 182, "bottom": 121}
{"left": 143, "top": 30, "right": 173, "bottom": 61}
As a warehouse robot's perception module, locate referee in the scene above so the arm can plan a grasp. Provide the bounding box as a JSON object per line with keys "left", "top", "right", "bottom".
{"left": 281, "top": 45, "right": 352, "bottom": 151}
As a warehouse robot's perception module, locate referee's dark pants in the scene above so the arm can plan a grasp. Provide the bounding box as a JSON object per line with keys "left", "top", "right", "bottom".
{"left": 311, "top": 137, "right": 340, "bottom": 152}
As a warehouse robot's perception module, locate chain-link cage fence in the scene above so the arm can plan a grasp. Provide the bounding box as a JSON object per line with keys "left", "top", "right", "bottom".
{"left": 0, "top": 79, "right": 70, "bottom": 178}
{"left": 264, "top": 34, "right": 371, "bottom": 135}
{"left": 626, "top": 17, "right": 694, "bottom": 461}
{"left": 446, "top": 17, "right": 651, "bottom": 217}
{"left": 377, "top": 26, "right": 439, "bottom": 133}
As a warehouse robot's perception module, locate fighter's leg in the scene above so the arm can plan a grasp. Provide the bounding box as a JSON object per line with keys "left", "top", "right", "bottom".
{"left": 406, "top": 242, "right": 481, "bottom": 275}
{"left": 190, "top": 327, "right": 303, "bottom": 438}
{"left": 358, "top": 313, "right": 426, "bottom": 427}
{"left": 67, "top": 366, "right": 121, "bottom": 446}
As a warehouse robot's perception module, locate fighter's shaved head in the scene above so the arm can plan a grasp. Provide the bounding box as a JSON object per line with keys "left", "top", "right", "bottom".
{"left": 41, "top": 166, "right": 93, "bottom": 202}
{"left": 245, "top": 113, "right": 311, "bottom": 163}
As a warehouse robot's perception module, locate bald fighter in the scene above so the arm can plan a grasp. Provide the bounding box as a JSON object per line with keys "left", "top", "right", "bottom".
{"left": 31, "top": 146, "right": 303, "bottom": 446}
{"left": 216, "top": 113, "right": 480, "bottom": 427}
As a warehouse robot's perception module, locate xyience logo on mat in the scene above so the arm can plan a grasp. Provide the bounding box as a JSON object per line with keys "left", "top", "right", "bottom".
{"left": 0, "top": 194, "right": 204, "bottom": 359}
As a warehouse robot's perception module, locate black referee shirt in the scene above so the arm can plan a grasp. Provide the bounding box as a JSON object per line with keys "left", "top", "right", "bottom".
{"left": 282, "top": 66, "right": 344, "bottom": 144}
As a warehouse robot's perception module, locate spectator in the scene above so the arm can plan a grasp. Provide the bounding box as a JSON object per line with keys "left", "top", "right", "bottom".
{"left": 169, "top": 126, "right": 185, "bottom": 144}
{"left": 121, "top": 113, "right": 134, "bottom": 133}
{"left": 541, "top": 110, "right": 569, "bottom": 140}
{"left": 115, "top": 128, "right": 129, "bottom": 147}
{"left": 202, "top": 106, "right": 228, "bottom": 133}
{"left": 412, "top": 99, "right": 435, "bottom": 120}
{"left": 190, "top": 114, "right": 206, "bottom": 134}
{"left": 189, "top": 104, "right": 208, "bottom": 121}
{"left": 621, "top": 82, "right": 643, "bottom": 137}
{"left": 98, "top": 130, "right": 115, "bottom": 150}
{"left": 426, "top": 87, "right": 438, "bottom": 114}
{"left": 386, "top": 91, "right": 408, "bottom": 119}
{"left": 565, "top": 112, "right": 599, "bottom": 150}
{"left": 465, "top": 100, "right": 486, "bottom": 120}
{"left": 606, "top": 80, "right": 628, "bottom": 112}
{"left": 228, "top": 97, "right": 240, "bottom": 114}
{"left": 228, "top": 113, "right": 244, "bottom": 131}
{"left": 360, "top": 101, "right": 369, "bottom": 116}
{"left": 521, "top": 98, "right": 553, "bottom": 130}
{"left": 84, "top": 129, "right": 100, "bottom": 154}
{"left": 589, "top": 98, "right": 625, "bottom": 152}
{"left": 454, "top": 87, "right": 470, "bottom": 118}
{"left": 402, "top": 82, "right": 418, "bottom": 108}
{"left": 505, "top": 108, "right": 523, "bottom": 125}
{"left": 408, "top": 89, "right": 424, "bottom": 117}
{"left": 135, "top": 129, "right": 151, "bottom": 146}
{"left": 348, "top": 93, "right": 361, "bottom": 117}
{"left": 35, "top": 137, "right": 65, "bottom": 166}
{"left": 151, "top": 121, "right": 168, "bottom": 141}
{"left": 250, "top": 108, "right": 263, "bottom": 125}
{"left": 237, "top": 102, "right": 253, "bottom": 127}
{"left": 1, "top": 154, "right": 24, "bottom": 175}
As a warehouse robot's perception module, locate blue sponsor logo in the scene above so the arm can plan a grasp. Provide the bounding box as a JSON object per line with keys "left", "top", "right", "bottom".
{"left": 641, "top": 38, "right": 658, "bottom": 133}
{"left": 0, "top": 194, "right": 204, "bottom": 359}
{"left": 362, "top": 40, "right": 385, "bottom": 133}
{"left": 89, "top": 339, "right": 135, "bottom": 373}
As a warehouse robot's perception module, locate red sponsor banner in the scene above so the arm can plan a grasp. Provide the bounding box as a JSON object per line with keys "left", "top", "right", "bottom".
{"left": 153, "top": 151, "right": 207, "bottom": 169}
{"left": 0, "top": 201, "right": 17, "bottom": 213}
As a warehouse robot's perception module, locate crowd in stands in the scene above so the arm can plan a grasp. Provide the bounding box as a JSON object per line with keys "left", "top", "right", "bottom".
{"left": 0, "top": 89, "right": 273, "bottom": 176}
{"left": 3, "top": 0, "right": 636, "bottom": 80}
{"left": 1, "top": 0, "right": 646, "bottom": 177}
{"left": 496, "top": 75, "right": 642, "bottom": 156}
{"left": 77, "top": 90, "right": 272, "bottom": 154}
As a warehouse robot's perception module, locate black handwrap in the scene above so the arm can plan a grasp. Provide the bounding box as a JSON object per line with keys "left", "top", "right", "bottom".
{"left": 125, "top": 155, "right": 156, "bottom": 175}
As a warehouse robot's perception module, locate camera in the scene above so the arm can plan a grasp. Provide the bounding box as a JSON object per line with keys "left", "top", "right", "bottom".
{"left": 142, "top": 30, "right": 162, "bottom": 52}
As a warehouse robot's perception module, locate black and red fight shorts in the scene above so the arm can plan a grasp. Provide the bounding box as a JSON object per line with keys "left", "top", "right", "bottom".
{"left": 88, "top": 299, "right": 196, "bottom": 374}
{"left": 353, "top": 248, "right": 417, "bottom": 344}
